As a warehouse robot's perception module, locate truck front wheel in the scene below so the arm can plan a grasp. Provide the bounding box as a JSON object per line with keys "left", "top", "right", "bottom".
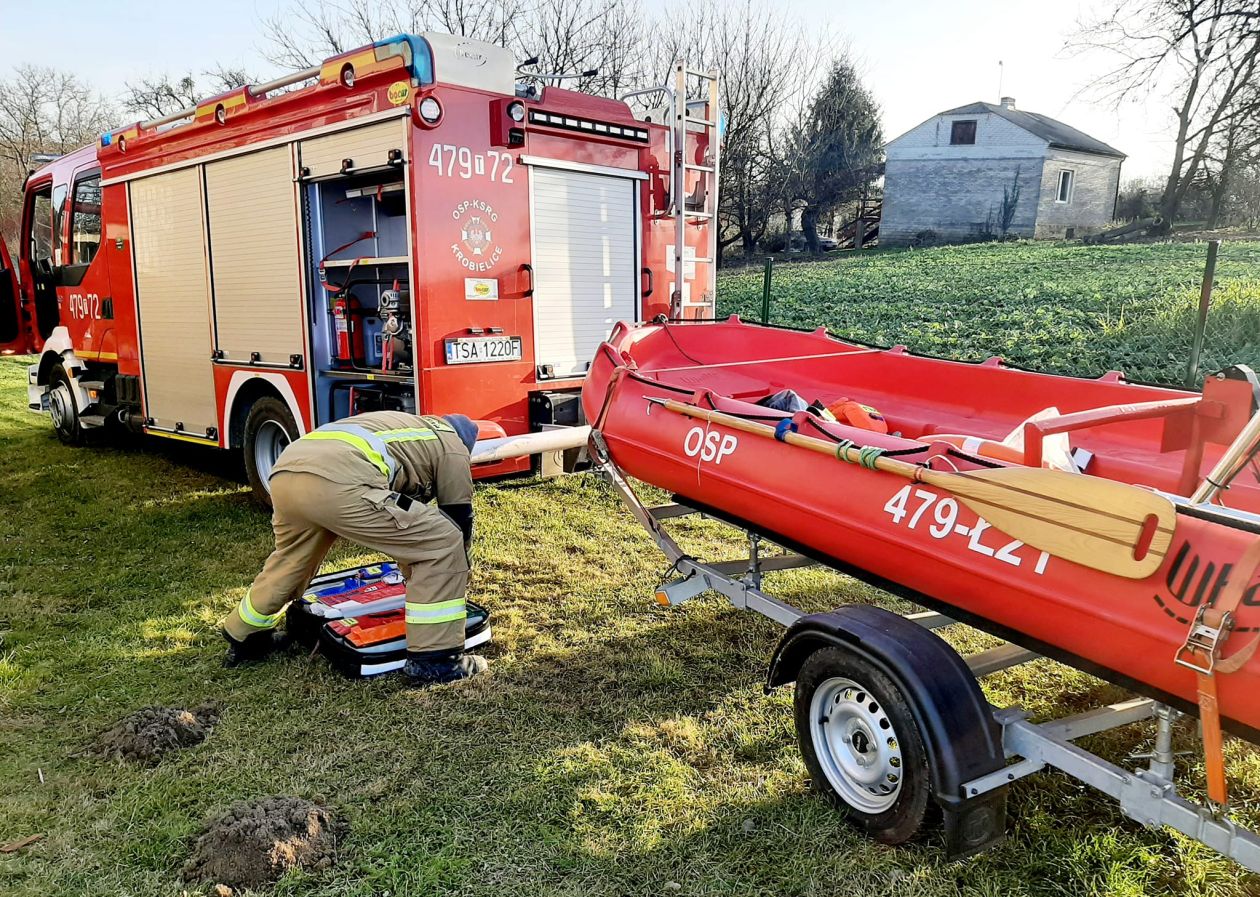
{"left": 242, "top": 396, "right": 299, "bottom": 507}
{"left": 48, "top": 364, "right": 84, "bottom": 446}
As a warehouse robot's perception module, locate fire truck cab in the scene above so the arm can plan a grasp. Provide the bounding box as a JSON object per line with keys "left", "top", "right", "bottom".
{"left": 5, "top": 33, "right": 718, "bottom": 500}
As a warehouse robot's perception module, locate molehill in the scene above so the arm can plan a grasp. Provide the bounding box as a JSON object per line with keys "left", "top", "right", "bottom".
{"left": 91, "top": 704, "right": 220, "bottom": 764}
{"left": 182, "top": 797, "right": 345, "bottom": 889}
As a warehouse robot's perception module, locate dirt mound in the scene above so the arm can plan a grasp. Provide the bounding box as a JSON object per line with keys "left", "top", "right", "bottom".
{"left": 182, "top": 797, "right": 344, "bottom": 889}
{"left": 91, "top": 704, "right": 219, "bottom": 764}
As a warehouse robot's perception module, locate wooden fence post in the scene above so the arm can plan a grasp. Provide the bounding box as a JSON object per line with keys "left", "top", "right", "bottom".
{"left": 761, "top": 257, "right": 774, "bottom": 325}
{"left": 1186, "top": 240, "right": 1221, "bottom": 388}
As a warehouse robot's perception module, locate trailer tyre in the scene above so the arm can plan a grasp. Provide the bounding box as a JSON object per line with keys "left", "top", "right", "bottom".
{"left": 242, "top": 397, "right": 299, "bottom": 507}
{"left": 48, "top": 364, "right": 84, "bottom": 446}
{"left": 794, "top": 646, "right": 932, "bottom": 845}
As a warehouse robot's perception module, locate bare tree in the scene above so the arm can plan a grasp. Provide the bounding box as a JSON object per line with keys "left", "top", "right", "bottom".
{"left": 261, "top": 0, "right": 527, "bottom": 70}
{"left": 1074, "top": 0, "right": 1260, "bottom": 228}
{"left": 263, "top": 0, "right": 645, "bottom": 95}
{"left": 416, "top": 0, "right": 521, "bottom": 45}
{"left": 1204, "top": 77, "right": 1260, "bottom": 226}
{"left": 515, "top": 0, "right": 650, "bottom": 97}
{"left": 1232, "top": 162, "right": 1260, "bottom": 227}
{"left": 649, "top": 0, "right": 822, "bottom": 260}
{"left": 0, "top": 66, "right": 113, "bottom": 245}
{"left": 121, "top": 67, "right": 255, "bottom": 121}
{"left": 261, "top": 0, "right": 397, "bottom": 69}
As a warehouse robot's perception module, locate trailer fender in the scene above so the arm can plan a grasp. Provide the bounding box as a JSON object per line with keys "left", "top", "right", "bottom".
{"left": 767, "top": 605, "right": 1007, "bottom": 858}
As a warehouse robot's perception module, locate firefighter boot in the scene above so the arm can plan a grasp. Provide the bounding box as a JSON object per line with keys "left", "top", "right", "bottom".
{"left": 402, "top": 651, "right": 487, "bottom": 686}
{"left": 222, "top": 628, "right": 292, "bottom": 667}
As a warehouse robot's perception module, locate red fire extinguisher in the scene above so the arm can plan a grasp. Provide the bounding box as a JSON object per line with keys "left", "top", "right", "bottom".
{"left": 331, "top": 295, "right": 362, "bottom": 366}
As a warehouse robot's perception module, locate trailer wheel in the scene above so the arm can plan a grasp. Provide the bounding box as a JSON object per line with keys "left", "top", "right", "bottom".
{"left": 48, "top": 364, "right": 84, "bottom": 446}
{"left": 242, "top": 397, "right": 298, "bottom": 506}
{"left": 794, "top": 646, "right": 932, "bottom": 844}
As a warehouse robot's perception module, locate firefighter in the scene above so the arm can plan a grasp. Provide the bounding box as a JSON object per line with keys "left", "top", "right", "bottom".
{"left": 221, "top": 411, "right": 485, "bottom": 685}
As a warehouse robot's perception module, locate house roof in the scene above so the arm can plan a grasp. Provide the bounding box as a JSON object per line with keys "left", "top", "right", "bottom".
{"left": 939, "top": 101, "right": 1126, "bottom": 158}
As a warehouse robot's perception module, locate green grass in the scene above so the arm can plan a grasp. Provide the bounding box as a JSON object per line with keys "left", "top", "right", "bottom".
{"left": 720, "top": 241, "right": 1260, "bottom": 385}
{"left": 5, "top": 241, "right": 1260, "bottom": 894}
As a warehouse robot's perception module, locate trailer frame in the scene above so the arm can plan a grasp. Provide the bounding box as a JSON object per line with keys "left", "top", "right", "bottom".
{"left": 590, "top": 430, "right": 1260, "bottom": 872}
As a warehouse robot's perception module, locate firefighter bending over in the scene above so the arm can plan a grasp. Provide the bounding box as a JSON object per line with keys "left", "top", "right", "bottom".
{"left": 221, "top": 411, "right": 485, "bottom": 685}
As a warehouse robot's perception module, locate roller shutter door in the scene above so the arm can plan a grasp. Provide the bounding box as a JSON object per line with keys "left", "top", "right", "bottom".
{"left": 300, "top": 119, "right": 407, "bottom": 179}
{"left": 530, "top": 167, "right": 637, "bottom": 378}
{"left": 205, "top": 146, "right": 304, "bottom": 365}
{"left": 130, "top": 167, "right": 217, "bottom": 438}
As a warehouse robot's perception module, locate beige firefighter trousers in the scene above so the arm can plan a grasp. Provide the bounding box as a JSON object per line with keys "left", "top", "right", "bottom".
{"left": 223, "top": 471, "right": 470, "bottom": 655}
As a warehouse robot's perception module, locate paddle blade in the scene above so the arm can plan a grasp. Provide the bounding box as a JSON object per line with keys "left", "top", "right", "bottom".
{"left": 925, "top": 466, "right": 1176, "bottom": 580}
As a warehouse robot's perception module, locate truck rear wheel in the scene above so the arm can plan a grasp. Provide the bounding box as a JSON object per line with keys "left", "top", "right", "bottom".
{"left": 793, "top": 646, "right": 933, "bottom": 845}
{"left": 242, "top": 396, "right": 298, "bottom": 506}
{"left": 48, "top": 364, "right": 84, "bottom": 446}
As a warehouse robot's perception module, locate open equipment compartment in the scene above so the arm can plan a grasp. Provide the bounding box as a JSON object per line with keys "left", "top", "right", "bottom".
{"left": 305, "top": 167, "right": 416, "bottom": 424}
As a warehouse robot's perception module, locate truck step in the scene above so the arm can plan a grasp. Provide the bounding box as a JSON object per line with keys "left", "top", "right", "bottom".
{"left": 79, "top": 414, "right": 107, "bottom": 428}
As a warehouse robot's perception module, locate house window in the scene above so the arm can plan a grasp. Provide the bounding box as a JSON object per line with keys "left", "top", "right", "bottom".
{"left": 1056, "top": 170, "right": 1074, "bottom": 203}
{"left": 950, "top": 120, "right": 977, "bottom": 145}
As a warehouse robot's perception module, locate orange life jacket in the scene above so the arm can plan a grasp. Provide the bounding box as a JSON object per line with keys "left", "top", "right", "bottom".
{"left": 826, "top": 399, "right": 889, "bottom": 434}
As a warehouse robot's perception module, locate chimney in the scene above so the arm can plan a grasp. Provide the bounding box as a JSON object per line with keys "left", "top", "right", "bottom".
{"left": 1000, "top": 96, "right": 1016, "bottom": 110}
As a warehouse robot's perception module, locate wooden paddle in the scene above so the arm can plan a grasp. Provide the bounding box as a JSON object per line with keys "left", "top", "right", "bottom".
{"left": 654, "top": 399, "right": 1176, "bottom": 580}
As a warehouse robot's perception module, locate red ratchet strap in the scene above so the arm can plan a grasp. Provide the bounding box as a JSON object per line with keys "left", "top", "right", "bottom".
{"left": 318, "top": 231, "right": 376, "bottom": 294}
{"left": 1174, "top": 538, "right": 1260, "bottom": 806}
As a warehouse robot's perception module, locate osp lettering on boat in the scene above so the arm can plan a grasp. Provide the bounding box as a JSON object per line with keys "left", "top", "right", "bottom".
{"left": 683, "top": 426, "right": 738, "bottom": 464}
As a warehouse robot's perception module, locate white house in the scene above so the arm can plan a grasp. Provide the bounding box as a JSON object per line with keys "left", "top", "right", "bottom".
{"left": 881, "top": 98, "right": 1125, "bottom": 245}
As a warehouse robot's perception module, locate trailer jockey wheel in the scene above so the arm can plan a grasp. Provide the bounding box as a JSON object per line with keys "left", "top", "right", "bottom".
{"left": 794, "top": 647, "right": 933, "bottom": 844}
{"left": 48, "top": 364, "right": 84, "bottom": 446}
{"left": 243, "top": 396, "right": 299, "bottom": 507}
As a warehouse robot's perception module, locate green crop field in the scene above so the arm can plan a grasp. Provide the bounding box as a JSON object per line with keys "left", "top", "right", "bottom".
{"left": 4, "top": 241, "right": 1260, "bottom": 895}
{"left": 719, "top": 240, "right": 1260, "bottom": 386}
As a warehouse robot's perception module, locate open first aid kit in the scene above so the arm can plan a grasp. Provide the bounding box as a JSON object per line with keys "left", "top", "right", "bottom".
{"left": 287, "top": 563, "right": 491, "bottom": 678}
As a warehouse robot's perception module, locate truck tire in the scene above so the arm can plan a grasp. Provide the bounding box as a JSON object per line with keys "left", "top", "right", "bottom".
{"left": 48, "top": 364, "right": 84, "bottom": 446}
{"left": 242, "top": 396, "right": 299, "bottom": 507}
{"left": 793, "top": 646, "right": 933, "bottom": 845}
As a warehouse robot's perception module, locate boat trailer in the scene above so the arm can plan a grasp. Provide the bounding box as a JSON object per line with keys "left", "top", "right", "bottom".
{"left": 590, "top": 430, "right": 1260, "bottom": 871}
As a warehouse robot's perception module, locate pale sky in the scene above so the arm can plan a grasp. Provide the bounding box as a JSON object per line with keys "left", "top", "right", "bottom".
{"left": 0, "top": 0, "right": 1172, "bottom": 180}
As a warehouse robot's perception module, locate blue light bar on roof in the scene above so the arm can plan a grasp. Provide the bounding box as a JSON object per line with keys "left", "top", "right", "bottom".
{"left": 374, "top": 34, "right": 434, "bottom": 85}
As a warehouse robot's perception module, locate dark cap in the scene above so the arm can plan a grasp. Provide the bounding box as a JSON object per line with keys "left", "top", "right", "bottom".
{"left": 442, "top": 414, "right": 479, "bottom": 453}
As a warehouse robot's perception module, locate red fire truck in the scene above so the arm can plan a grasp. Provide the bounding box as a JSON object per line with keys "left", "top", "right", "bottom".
{"left": 0, "top": 33, "right": 719, "bottom": 500}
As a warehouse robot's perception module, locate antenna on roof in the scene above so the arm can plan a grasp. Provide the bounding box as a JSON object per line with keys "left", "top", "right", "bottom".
{"left": 997, "top": 60, "right": 1004, "bottom": 102}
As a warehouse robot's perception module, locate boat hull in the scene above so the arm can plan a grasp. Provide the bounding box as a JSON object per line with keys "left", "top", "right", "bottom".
{"left": 584, "top": 319, "right": 1260, "bottom": 737}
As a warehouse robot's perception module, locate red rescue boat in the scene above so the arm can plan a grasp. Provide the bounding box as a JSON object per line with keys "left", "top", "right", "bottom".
{"left": 583, "top": 317, "right": 1260, "bottom": 739}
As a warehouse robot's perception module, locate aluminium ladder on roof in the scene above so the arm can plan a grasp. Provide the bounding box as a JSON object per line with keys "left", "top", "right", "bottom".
{"left": 670, "top": 62, "right": 720, "bottom": 321}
